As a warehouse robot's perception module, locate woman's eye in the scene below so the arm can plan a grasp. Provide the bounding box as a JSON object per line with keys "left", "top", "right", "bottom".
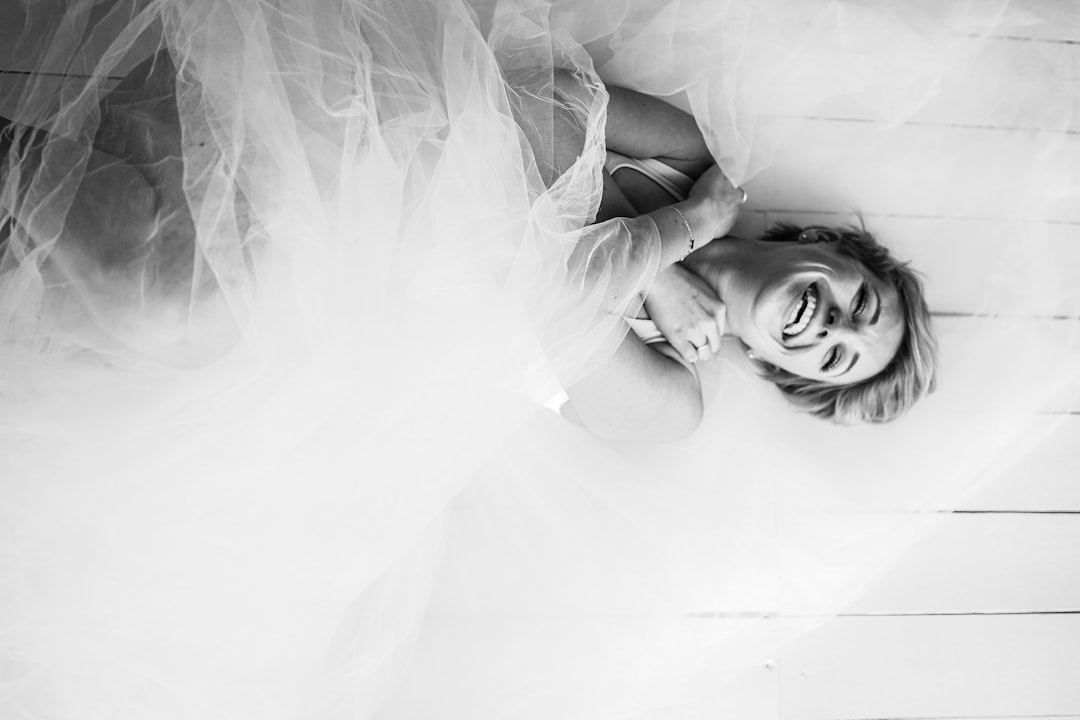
{"left": 822, "top": 347, "right": 841, "bottom": 373}
{"left": 853, "top": 284, "right": 869, "bottom": 317}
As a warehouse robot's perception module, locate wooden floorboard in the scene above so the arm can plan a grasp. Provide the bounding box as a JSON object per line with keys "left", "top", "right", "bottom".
{"left": 776, "top": 614, "right": 1080, "bottom": 720}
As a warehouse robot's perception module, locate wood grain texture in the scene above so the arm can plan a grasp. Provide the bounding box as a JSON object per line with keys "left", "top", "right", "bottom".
{"left": 803, "top": 35, "right": 1080, "bottom": 135}
{"left": 747, "top": 119, "right": 1080, "bottom": 224}
{"left": 777, "top": 614, "right": 1080, "bottom": 720}
{"left": 847, "top": 514, "right": 1080, "bottom": 615}
{"left": 961, "top": 417, "right": 1080, "bottom": 512}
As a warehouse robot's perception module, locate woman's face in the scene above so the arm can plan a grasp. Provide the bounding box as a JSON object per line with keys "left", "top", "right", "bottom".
{"left": 736, "top": 243, "right": 905, "bottom": 385}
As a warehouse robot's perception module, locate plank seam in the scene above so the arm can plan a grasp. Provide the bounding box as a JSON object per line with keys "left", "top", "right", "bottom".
{"left": 0, "top": 69, "right": 124, "bottom": 80}
{"left": 930, "top": 312, "right": 1080, "bottom": 321}
{"left": 833, "top": 610, "right": 1080, "bottom": 618}
{"left": 950, "top": 509, "right": 1080, "bottom": 515}
{"left": 982, "top": 33, "right": 1080, "bottom": 47}
{"left": 686, "top": 610, "right": 1080, "bottom": 619}
{"left": 760, "top": 209, "right": 1080, "bottom": 227}
{"left": 831, "top": 715, "right": 1080, "bottom": 720}
{"left": 761, "top": 113, "right": 1080, "bottom": 137}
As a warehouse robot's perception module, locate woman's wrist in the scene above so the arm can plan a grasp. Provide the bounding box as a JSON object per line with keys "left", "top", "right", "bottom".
{"left": 670, "top": 206, "right": 697, "bottom": 260}
{"left": 675, "top": 196, "right": 721, "bottom": 252}
{"left": 642, "top": 190, "right": 733, "bottom": 272}
{"left": 684, "top": 164, "right": 745, "bottom": 243}
{"left": 649, "top": 204, "right": 701, "bottom": 271}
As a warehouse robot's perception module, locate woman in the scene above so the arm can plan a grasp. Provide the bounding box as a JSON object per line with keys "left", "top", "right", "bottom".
{"left": 548, "top": 76, "right": 937, "bottom": 437}
{"left": 0, "top": 1, "right": 1074, "bottom": 719}
{"left": 0, "top": 60, "right": 933, "bottom": 439}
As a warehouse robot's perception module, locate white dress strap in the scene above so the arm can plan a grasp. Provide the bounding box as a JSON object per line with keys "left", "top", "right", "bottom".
{"left": 604, "top": 150, "right": 694, "bottom": 201}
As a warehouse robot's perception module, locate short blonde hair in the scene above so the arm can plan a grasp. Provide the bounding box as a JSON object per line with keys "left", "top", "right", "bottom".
{"left": 748, "top": 223, "right": 938, "bottom": 424}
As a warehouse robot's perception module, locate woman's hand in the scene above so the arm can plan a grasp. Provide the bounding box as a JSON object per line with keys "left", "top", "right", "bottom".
{"left": 644, "top": 263, "right": 727, "bottom": 364}
{"left": 687, "top": 164, "right": 744, "bottom": 244}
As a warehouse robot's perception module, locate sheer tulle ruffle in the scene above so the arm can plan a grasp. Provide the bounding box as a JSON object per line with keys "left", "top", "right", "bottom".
{"left": 0, "top": 1, "right": 643, "bottom": 716}
{"left": 1, "top": 0, "right": 1077, "bottom": 718}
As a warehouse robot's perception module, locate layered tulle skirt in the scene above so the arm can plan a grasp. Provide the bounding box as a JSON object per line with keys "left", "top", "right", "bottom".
{"left": 1, "top": 0, "right": 1077, "bottom": 718}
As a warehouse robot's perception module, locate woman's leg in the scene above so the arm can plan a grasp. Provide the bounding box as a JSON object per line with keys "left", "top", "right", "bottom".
{"left": 604, "top": 85, "right": 712, "bottom": 173}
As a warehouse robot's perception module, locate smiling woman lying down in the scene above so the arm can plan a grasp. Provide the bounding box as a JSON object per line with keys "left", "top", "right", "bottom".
{"left": 536, "top": 70, "right": 937, "bottom": 439}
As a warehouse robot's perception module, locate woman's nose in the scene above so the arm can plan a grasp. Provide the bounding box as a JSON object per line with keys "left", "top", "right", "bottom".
{"left": 817, "top": 308, "right": 838, "bottom": 338}
{"left": 818, "top": 308, "right": 851, "bottom": 339}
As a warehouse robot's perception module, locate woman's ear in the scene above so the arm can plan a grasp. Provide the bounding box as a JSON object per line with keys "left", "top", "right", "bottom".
{"left": 743, "top": 349, "right": 769, "bottom": 373}
{"left": 743, "top": 345, "right": 778, "bottom": 376}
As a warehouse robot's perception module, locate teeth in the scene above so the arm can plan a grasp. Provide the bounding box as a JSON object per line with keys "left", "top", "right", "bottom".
{"left": 783, "top": 284, "right": 817, "bottom": 338}
{"left": 786, "top": 290, "right": 807, "bottom": 327}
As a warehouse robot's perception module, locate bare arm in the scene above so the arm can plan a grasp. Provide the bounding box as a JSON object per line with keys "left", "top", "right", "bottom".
{"left": 563, "top": 166, "right": 742, "bottom": 441}
{"left": 605, "top": 85, "right": 713, "bottom": 177}
{"left": 541, "top": 72, "right": 732, "bottom": 440}
{"left": 602, "top": 85, "right": 735, "bottom": 366}
{"left": 571, "top": 192, "right": 720, "bottom": 315}
{"left": 564, "top": 325, "right": 704, "bottom": 441}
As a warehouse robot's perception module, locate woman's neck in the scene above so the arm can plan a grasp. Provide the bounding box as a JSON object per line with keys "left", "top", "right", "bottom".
{"left": 681, "top": 236, "right": 776, "bottom": 340}
{"left": 683, "top": 236, "right": 756, "bottom": 302}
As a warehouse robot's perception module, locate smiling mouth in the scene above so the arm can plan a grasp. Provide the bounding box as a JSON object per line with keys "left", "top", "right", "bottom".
{"left": 783, "top": 283, "right": 818, "bottom": 339}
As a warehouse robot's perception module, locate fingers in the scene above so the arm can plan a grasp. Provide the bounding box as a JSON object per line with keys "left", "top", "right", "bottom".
{"left": 705, "top": 323, "right": 722, "bottom": 355}
{"left": 696, "top": 335, "right": 719, "bottom": 363}
{"left": 685, "top": 325, "right": 718, "bottom": 364}
{"left": 683, "top": 329, "right": 721, "bottom": 364}
{"left": 676, "top": 340, "right": 700, "bottom": 365}
{"left": 671, "top": 334, "right": 707, "bottom": 365}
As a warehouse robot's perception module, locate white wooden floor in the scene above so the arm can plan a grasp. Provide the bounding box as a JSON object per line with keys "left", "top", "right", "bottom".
{"left": 2, "top": 1, "right": 1078, "bottom": 719}
{"left": 714, "top": 4, "right": 1080, "bottom": 718}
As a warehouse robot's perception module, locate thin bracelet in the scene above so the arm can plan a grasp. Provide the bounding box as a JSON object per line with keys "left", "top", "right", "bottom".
{"left": 671, "top": 206, "right": 696, "bottom": 260}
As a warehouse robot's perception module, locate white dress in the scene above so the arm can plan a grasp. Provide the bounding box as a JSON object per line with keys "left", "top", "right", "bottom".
{"left": 0, "top": 1, "right": 1076, "bottom": 718}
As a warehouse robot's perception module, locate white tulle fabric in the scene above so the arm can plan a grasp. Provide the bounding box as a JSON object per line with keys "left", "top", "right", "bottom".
{"left": 0, "top": 1, "right": 1076, "bottom": 718}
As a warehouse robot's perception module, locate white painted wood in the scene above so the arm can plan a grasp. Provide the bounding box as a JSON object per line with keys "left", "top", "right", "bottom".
{"left": 806, "top": 35, "right": 1080, "bottom": 134}
{"left": 907, "top": 717, "right": 1080, "bottom": 720}
{"left": 962, "top": 416, "right": 1080, "bottom": 512}
{"left": 377, "top": 616, "right": 781, "bottom": 720}
{"left": 847, "top": 514, "right": 1080, "bottom": 615}
{"left": 999, "top": 0, "right": 1080, "bottom": 43}
{"left": 915, "top": 318, "right": 1079, "bottom": 416}
{"left": 777, "top": 614, "right": 1080, "bottom": 720}
{"left": 747, "top": 119, "right": 1080, "bottom": 224}
{"left": 748, "top": 317, "right": 1080, "bottom": 513}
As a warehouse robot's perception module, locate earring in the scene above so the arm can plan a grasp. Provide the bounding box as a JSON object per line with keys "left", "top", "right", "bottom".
{"left": 746, "top": 351, "right": 757, "bottom": 361}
